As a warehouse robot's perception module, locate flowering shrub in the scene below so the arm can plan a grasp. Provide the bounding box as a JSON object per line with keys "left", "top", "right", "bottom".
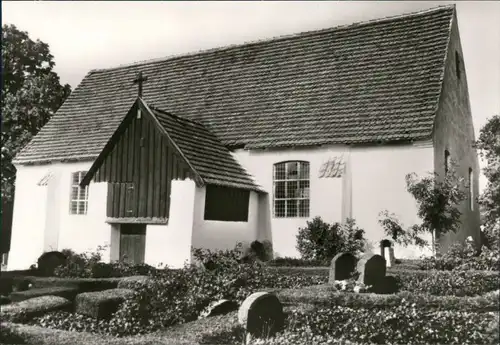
{"left": 331, "top": 279, "right": 371, "bottom": 293}
{"left": 53, "top": 247, "right": 156, "bottom": 278}
{"left": 296, "top": 217, "right": 365, "bottom": 263}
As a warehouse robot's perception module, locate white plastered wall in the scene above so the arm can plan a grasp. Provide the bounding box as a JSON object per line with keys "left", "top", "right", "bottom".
{"left": 350, "top": 142, "right": 435, "bottom": 258}
{"left": 8, "top": 161, "right": 112, "bottom": 270}
{"left": 234, "top": 141, "right": 435, "bottom": 259}
{"left": 8, "top": 164, "right": 49, "bottom": 270}
{"left": 144, "top": 179, "right": 197, "bottom": 269}
{"left": 191, "top": 186, "right": 263, "bottom": 254}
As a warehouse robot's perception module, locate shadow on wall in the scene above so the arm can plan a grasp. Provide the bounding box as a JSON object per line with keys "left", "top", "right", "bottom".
{"left": 257, "top": 193, "right": 273, "bottom": 249}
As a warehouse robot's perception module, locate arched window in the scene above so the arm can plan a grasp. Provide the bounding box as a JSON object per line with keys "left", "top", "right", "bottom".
{"left": 469, "top": 168, "right": 474, "bottom": 210}
{"left": 444, "top": 150, "right": 450, "bottom": 175}
{"left": 273, "top": 161, "right": 310, "bottom": 218}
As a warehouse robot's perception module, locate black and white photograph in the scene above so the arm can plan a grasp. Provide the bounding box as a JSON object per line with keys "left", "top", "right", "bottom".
{"left": 1, "top": 1, "right": 499, "bottom": 344}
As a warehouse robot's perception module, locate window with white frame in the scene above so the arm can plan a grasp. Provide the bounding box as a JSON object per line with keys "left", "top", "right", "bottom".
{"left": 70, "top": 171, "right": 89, "bottom": 215}
{"left": 273, "top": 161, "right": 310, "bottom": 218}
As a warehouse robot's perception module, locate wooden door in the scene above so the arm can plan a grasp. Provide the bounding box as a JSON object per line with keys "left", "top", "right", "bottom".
{"left": 119, "top": 224, "right": 146, "bottom": 264}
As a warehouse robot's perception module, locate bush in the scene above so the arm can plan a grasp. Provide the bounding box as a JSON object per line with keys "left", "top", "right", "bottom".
{"left": 296, "top": 217, "right": 365, "bottom": 263}
{"left": 54, "top": 247, "right": 156, "bottom": 278}
{"left": 419, "top": 241, "right": 500, "bottom": 271}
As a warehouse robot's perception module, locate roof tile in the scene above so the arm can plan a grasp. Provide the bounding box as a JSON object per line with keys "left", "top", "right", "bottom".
{"left": 14, "top": 6, "right": 454, "bottom": 164}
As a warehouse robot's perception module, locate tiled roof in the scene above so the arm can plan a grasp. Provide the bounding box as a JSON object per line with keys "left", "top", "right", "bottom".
{"left": 14, "top": 5, "right": 455, "bottom": 165}
{"left": 148, "top": 104, "right": 262, "bottom": 191}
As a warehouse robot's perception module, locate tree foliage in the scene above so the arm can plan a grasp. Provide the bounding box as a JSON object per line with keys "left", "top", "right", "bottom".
{"left": 477, "top": 114, "right": 500, "bottom": 248}
{"left": 378, "top": 166, "right": 467, "bottom": 251}
{"left": 1, "top": 24, "right": 71, "bottom": 201}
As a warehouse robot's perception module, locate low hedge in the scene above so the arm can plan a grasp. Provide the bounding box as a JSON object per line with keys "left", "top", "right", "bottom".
{"left": 272, "top": 266, "right": 500, "bottom": 296}
{"left": 10, "top": 286, "right": 79, "bottom": 302}
{"left": 0, "top": 269, "right": 42, "bottom": 296}
{"left": 270, "top": 266, "right": 329, "bottom": 277}
{"left": 267, "top": 257, "right": 327, "bottom": 267}
{"left": 25, "top": 276, "right": 120, "bottom": 292}
{"left": 269, "top": 304, "right": 499, "bottom": 345}
{"left": 1, "top": 296, "right": 72, "bottom": 323}
{"left": 75, "top": 289, "right": 134, "bottom": 319}
{"left": 277, "top": 285, "right": 500, "bottom": 312}
{"left": 392, "top": 269, "right": 500, "bottom": 296}
{"left": 116, "top": 276, "right": 150, "bottom": 290}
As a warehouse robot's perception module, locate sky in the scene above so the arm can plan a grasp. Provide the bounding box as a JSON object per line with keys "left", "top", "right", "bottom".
{"left": 2, "top": 1, "right": 499, "bottom": 191}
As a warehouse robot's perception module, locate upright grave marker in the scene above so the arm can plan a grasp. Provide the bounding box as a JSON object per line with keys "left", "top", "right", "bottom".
{"left": 329, "top": 252, "right": 357, "bottom": 283}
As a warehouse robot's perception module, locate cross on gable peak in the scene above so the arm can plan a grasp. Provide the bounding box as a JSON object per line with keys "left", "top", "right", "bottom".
{"left": 132, "top": 71, "right": 148, "bottom": 98}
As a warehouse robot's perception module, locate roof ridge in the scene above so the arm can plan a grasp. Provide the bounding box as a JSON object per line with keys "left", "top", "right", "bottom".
{"left": 89, "top": 4, "right": 455, "bottom": 74}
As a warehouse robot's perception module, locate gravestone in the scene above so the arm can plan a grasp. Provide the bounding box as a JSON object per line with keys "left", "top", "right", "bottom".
{"left": 238, "top": 292, "right": 284, "bottom": 344}
{"left": 356, "top": 253, "right": 386, "bottom": 286}
{"left": 200, "top": 299, "right": 238, "bottom": 318}
{"left": 372, "top": 275, "right": 399, "bottom": 294}
{"left": 379, "top": 240, "right": 395, "bottom": 268}
{"left": 37, "top": 251, "right": 67, "bottom": 276}
{"left": 329, "top": 252, "right": 357, "bottom": 284}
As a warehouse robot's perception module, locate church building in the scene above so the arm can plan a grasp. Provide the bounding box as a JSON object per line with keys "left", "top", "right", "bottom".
{"left": 7, "top": 5, "right": 480, "bottom": 270}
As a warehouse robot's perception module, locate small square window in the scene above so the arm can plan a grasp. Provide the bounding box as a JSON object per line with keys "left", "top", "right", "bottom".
{"left": 286, "top": 162, "right": 299, "bottom": 179}
{"left": 299, "top": 200, "right": 310, "bottom": 217}
{"left": 286, "top": 200, "right": 298, "bottom": 217}
{"left": 275, "top": 200, "right": 286, "bottom": 218}
{"left": 274, "top": 163, "right": 286, "bottom": 180}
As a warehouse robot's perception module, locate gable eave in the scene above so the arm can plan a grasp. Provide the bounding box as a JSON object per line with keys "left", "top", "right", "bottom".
{"left": 137, "top": 99, "right": 205, "bottom": 187}
{"left": 80, "top": 99, "right": 140, "bottom": 187}
{"left": 429, "top": 5, "right": 455, "bottom": 142}
{"left": 81, "top": 98, "right": 206, "bottom": 187}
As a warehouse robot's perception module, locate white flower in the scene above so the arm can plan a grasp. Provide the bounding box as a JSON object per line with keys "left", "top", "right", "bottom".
{"left": 353, "top": 285, "right": 361, "bottom": 293}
